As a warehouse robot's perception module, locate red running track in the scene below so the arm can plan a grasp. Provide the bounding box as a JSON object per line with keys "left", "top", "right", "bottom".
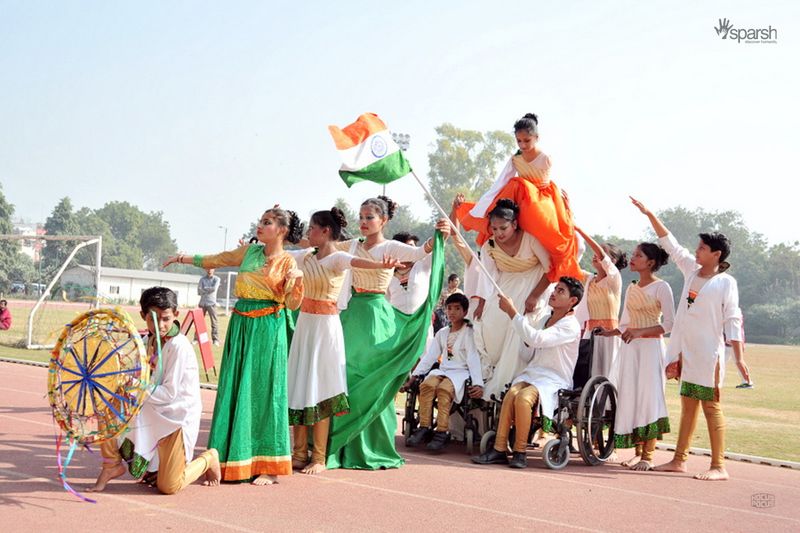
{"left": 1, "top": 362, "right": 797, "bottom": 532}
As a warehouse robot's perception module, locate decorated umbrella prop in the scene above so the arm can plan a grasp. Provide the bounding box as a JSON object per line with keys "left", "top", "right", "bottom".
{"left": 48, "top": 307, "right": 157, "bottom": 502}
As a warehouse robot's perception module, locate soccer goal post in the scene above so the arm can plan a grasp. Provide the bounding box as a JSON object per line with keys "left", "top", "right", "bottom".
{"left": 0, "top": 234, "right": 102, "bottom": 349}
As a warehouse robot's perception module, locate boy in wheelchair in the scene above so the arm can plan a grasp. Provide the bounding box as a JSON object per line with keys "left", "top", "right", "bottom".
{"left": 473, "top": 277, "right": 582, "bottom": 468}
{"left": 402, "top": 293, "right": 484, "bottom": 451}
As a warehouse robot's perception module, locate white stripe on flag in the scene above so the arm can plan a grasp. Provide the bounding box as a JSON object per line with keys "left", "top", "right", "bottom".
{"left": 338, "top": 130, "right": 400, "bottom": 172}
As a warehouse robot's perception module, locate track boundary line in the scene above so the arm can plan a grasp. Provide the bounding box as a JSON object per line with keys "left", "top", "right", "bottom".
{"left": 0, "top": 467, "right": 259, "bottom": 533}
{"left": 403, "top": 452, "right": 800, "bottom": 525}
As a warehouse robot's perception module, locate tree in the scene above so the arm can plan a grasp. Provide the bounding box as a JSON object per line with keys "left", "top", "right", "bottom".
{"left": 426, "top": 124, "right": 516, "bottom": 278}
{"left": 0, "top": 184, "right": 22, "bottom": 291}
{"left": 334, "top": 197, "right": 359, "bottom": 238}
{"left": 41, "top": 197, "right": 80, "bottom": 275}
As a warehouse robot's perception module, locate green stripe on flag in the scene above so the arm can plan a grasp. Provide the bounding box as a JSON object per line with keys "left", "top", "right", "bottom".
{"left": 339, "top": 150, "right": 412, "bottom": 188}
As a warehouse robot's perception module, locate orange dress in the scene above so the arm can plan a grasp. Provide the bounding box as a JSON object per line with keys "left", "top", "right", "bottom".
{"left": 456, "top": 153, "right": 580, "bottom": 282}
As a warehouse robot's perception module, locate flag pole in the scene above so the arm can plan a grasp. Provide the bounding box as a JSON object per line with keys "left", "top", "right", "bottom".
{"left": 408, "top": 170, "right": 504, "bottom": 296}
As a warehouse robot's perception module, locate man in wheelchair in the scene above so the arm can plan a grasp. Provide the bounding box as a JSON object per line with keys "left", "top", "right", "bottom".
{"left": 473, "top": 277, "right": 582, "bottom": 468}
{"left": 402, "top": 293, "right": 484, "bottom": 451}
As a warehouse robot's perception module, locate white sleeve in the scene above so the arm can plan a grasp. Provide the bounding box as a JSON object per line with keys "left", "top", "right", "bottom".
{"left": 656, "top": 281, "right": 675, "bottom": 334}
{"left": 722, "top": 277, "right": 744, "bottom": 342}
{"left": 385, "top": 240, "right": 429, "bottom": 262}
{"left": 464, "top": 329, "right": 484, "bottom": 387}
{"left": 148, "top": 341, "right": 190, "bottom": 406}
{"left": 525, "top": 232, "right": 551, "bottom": 274}
{"left": 469, "top": 157, "right": 515, "bottom": 218}
{"left": 597, "top": 256, "right": 621, "bottom": 290}
{"left": 286, "top": 248, "right": 311, "bottom": 265}
{"left": 659, "top": 232, "right": 699, "bottom": 278}
{"left": 327, "top": 251, "right": 355, "bottom": 271}
{"left": 510, "top": 315, "right": 578, "bottom": 349}
{"left": 413, "top": 329, "right": 445, "bottom": 376}
{"left": 476, "top": 243, "right": 499, "bottom": 300}
{"left": 619, "top": 285, "right": 631, "bottom": 330}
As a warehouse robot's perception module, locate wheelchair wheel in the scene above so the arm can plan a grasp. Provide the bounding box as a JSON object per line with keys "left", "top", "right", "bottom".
{"left": 542, "top": 438, "right": 569, "bottom": 470}
{"left": 402, "top": 387, "right": 420, "bottom": 444}
{"left": 576, "top": 375, "right": 617, "bottom": 466}
{"left": 479, "top": 430, "right": 495, "bottom": 455}
{"left": 465, "top": 428, "right": 475, "bottom": 456}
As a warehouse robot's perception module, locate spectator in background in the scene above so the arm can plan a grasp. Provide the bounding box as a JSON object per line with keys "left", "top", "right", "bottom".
{"left": 198, "top": 269, "right": 221, "bottom": 346}
{"left": 0, "top": 300, "right": 11, "bottom": 330}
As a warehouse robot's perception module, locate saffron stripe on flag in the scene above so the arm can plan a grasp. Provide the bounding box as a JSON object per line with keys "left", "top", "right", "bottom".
{"left": 328, "top": 113, "right": 389, "bottom": 150}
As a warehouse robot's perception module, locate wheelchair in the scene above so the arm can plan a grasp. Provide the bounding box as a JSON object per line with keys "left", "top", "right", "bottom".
{"left": 401, "top": 374, "right": 483, "bottom": 454}
{"left": 477, "top": 336, "right": 617, "bottom": 470}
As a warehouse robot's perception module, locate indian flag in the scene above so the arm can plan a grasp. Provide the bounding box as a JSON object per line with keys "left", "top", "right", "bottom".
{"left": 329, "top": 113, "right": 411, "bottom": 188}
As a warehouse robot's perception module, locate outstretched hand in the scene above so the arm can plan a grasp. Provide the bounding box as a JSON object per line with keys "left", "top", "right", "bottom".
{"left": 162, "top": 255, "right": 181, "bottom": 268}
{"left": 452, "top": 193, "right": 465, "bottom": 211}
{"left": 381, "top": 254, "right": 404, "bottom": 269}
{"left": 629, "top": 196, "right": 650, "bottom": 215}
{"left": 498, "top": 293, "right": 517, "bottom": 318}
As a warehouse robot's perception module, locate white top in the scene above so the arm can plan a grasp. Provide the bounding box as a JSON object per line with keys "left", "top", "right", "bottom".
{"left": 659, "top": 232, "right": 743, "bottom": 388}
{"left": 289, "top": 249, "right": 354, "bottom": 272}
{"left": 337, "top": 239, "right": 429, "bottom": 309}
{"left": 511, "top": 314, "right": 581, "bottom": 389}
{"left": 412, "top": 325, "right": 484, "bottom": 401}
{"left": 475, "top": 231, "right": 551, "bottom": 301}
{"left": 510, "top": 313, "right": 581, "bottom": 421}
{"left": 574, "top": 255, "right": 621, "bottom": 327}
{"left": 136, "top": 333, "right": 202, "bottom": 463}
{"left": 468, "top": 153, "right": 553, "bottom": 219}
{"left": 386, "top": 254, "right": 433, "bottom": 314}
{"left": 619, "top": 279, "right": 675, "bottom": 334}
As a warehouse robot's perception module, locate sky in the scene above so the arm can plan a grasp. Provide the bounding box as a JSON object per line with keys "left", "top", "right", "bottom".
{"left": 1, "top": 1, "right": 798, "bottom": 254}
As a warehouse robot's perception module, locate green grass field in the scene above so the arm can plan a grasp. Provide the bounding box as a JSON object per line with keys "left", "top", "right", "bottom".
{"left": 3, "top": 303, "right": 798, "bottom": 462}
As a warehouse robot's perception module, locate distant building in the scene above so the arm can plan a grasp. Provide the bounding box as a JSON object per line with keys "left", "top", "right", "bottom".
{"left": 61, "top": 265, "right": 207, "bottom": 307}
{"left": 12, "top": 219, "right": 45, "bottom": 262}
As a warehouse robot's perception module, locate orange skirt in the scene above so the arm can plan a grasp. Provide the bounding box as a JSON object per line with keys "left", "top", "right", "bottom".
{"left": 457, "top": 177, "right": 581, "bottom": 282}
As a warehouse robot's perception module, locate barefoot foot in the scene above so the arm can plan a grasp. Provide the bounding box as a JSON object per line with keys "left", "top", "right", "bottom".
{"left": 87, "top": 464, "right": 126, "bottom": 492}
{"left": 694, "top": 467, "right": 729, "bottom": 481}
{"left": 202, "top": 449, "right": 221, "bottom": 487}
{"left": 630, "top": 460, "right": 654, "bottom": 471}
{"left": 654, "top": 458, "right": 688, "bottom": 473}
{"left": 300, "top": 462, "right": 326, "bottom": 475}
{"left": 252, "top": 474, "right": 278, "bottom": 486}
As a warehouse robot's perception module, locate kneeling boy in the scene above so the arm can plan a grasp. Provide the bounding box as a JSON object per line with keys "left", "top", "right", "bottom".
{"left": 473, "top": 277, "right": 582, "bottom": 468}
{"left": 90, "top": 286, "right": 220, "bottom": 493}
{"left": 404, "top": 293, "right": 484, "bottom": 451}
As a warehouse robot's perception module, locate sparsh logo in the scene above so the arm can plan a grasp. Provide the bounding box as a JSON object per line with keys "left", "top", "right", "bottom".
{"left": 715, "top": 18, "right": 732, "bottom": 39}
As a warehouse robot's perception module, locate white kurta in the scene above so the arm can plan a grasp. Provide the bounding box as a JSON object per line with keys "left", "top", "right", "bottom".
{"left": 659, "top": 233, "right": 743, "bottom": 391}
{"left": 510, "top": 313, "right": 581, "bottom": 423}
{"left": 127, "top": 333, "right": 202, "bottom": 471}
{"left": 412, "top": 325, "right": 484, "bottom": 402}
{"left": 475, "top": 231, "right": 552, "bottom": 399}
{"left": 614, "top": 280, "right": 674, "bottom": 444}
{"left": 386, "top": 254, "right": 433, "bottom": 314}
{"left": 287, "top": 250, "right": 354, "bottom": 419}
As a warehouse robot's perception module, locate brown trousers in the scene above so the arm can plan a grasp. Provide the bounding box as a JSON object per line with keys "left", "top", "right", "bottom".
{"left": 101, "top": 429, "right": 214, "bottom": 494}
{"left": 418, "top": 375, "right": 456, "bottom": 432}
{"left": 495, "top": 382, "right": 539, "bottom": 453}
{"left": 674, "top": 394, "right": 726, "bottom": 468}
{"left": 292, "top": 417, "right": 331, "bottom": 465}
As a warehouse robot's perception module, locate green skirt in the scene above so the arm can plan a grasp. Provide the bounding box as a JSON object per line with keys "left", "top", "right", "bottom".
{"left": 326, "top": 234, "right": 445, "bottom": 470}
{"left": 207, "top": 299, "right": 291, "bottom": 481}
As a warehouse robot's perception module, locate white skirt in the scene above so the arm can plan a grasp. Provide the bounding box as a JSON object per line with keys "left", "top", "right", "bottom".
{"left": 585, "top": 332, "right": 621, "bottom": 386}
{"left": 475, "top": 268, "right": 551, "bottom": 400}
{"left": 614, "top": 337, "right": 668, "bottom": 440}
{"left": 287, "top": 312, "right": 348, "bottom": 413}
